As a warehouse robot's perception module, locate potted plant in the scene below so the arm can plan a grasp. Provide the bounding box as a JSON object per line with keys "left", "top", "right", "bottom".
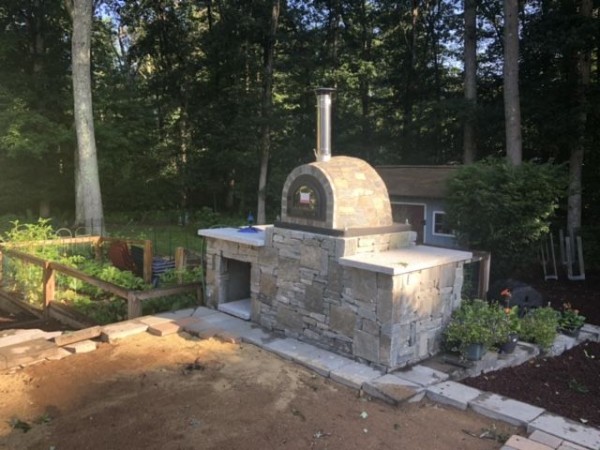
{"left": 444, "top": 299, "right": 497, "bottom": 360}
{"left": 497, "top": 305, "right": 521, "bottom": 354}
{"left": 558, "top": 303, "right": 585, "bottom": 338}
{"left": 496, "top": 289, "right": 520, "bottom": 354}
{"left": 519, "top": 306, "right": 559, "bottom": 351}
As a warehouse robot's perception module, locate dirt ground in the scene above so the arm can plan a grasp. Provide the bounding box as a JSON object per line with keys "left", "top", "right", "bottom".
{"left": 0, "top": 332, "right": 521, "bottom": 450}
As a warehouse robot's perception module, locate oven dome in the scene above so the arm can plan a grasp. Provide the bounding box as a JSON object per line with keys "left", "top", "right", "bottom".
{"left": 280, "top": 156, "right": 393, "bottom": 231}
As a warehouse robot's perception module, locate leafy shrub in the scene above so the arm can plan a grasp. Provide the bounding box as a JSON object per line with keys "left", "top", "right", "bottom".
{"left": 446, "top": 158, "right": 566, "bottom": 277}
{"left": 445, "top": 299, "right": 507, "bottom": 355}
{"left": 519, "top": 306, "right": 559, "bottom": 349}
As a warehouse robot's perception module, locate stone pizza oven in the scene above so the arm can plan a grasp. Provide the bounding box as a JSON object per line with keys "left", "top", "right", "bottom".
{"left": 280, "top": 156, "right": 394, "bottom": 233}
{"left": 198, "top": 89, "right": 473, "bottom": 370}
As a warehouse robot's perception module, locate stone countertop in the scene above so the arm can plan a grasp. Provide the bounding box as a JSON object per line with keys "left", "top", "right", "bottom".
{"left": 197, "top": 226, "right": 271, "bottom": 247}
{"left": 339, "top": 245, "right": 473, "bottom": 275}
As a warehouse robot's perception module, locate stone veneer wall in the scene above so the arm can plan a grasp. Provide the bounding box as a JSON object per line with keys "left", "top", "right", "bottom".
{"left": 203, "top": 238, "right": 262, "bottom": 310}
{"left": 253, "top": 226, "right": 465, "bottom": 370}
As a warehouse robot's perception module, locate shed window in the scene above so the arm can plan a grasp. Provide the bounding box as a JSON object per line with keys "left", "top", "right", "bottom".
{"left": 433, "top": 211, "right": 454, "bottom": 236}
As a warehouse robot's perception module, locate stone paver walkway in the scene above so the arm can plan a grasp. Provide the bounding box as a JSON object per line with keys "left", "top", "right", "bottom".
{"left": 2, "top": 307, "right": 600, "bottom": 450}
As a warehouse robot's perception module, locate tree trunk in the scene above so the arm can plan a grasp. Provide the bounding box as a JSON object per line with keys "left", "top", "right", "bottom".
{"left": 68, "top": 0, "right": 104, "bottom": 232}
{"left": 503, "top": 0, "right": 522, "bottom": 166}
{"left": 567, "top": 0, "right": 592, "bottom": 233}
{"left": 403, "top": 0, "right": 420, "bottom": 150}
{"left": 463, "top": 0, "right": 477, "bottom": 164}
{"left": 256, "top": 0, "right": 281, "bottom": 225}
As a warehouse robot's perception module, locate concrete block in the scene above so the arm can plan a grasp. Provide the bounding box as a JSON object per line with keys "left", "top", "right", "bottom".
{"left": 238, "top": 326, "right": 278, "bottom": 347}
{"left": 135, "top": 315, "right": 174, "bottom": 327}
{"left": 392, "top": 364, "right": 449, "bottom": 387}
{"left": 47, "top": 348, "right": 72, "bottom": 360}
{"left": 504, "top": 435, "right": 553, "bottom": 450}
{"left": 101, "top": 321, "right": 148, "bottom": 342}
{"left": 175, "top": 316, "right": 202, "bottom": 328}
{"left": 147, "top": 321, "right": 182, "bottom": 337}
{"left": 156, "top": 308, "right": 196, "bottom": 319}
{"left": 528, "top": 430, "right": 563, "bottom": 449}
{"left": 470, "top": 392, "right": 545, "bottom": 427}
{"left": 292, "top": 347, "right": 354, "bottom": 378}
{"left": 0, "top": 329, "right": 59, "bottom": 348}
{"left": 425, "top": 381, "right": 481, "bottom": 410}
{"left": 547, "top": 334, "right": 577, "bottom": 357}
{"left": 363, "top": 374, "right": 422, "bottom": 405}
{"left": 557, "top": 442, "right": 588, "bottom": 450}
{"left": 0, "top": 338, "right": 62, "bottom": 369}
{"left": 528, "top": 413, "right": 600, "bottom": 450}
{"left": 64, "top": 339, "right": 97, "bottom": 354}
{"left": 263, "top": 338, "right": 316, "bottom": 361}
{"left": 54, "top": 327, "right": 102, "bottom": 346}
{"left": 330, "top": 361, "right": 383, "bottom": 390}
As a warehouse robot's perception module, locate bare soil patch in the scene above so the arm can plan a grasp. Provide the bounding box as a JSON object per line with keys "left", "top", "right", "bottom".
{"left": 0, "top": 332, "right": 520, "bottom": 450}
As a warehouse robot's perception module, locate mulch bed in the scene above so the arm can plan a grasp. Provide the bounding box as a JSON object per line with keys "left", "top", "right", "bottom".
{"left": 464, "top": 271, "right": 600, "bottom": 429}
{"left": 463, "top": 341, "right": 600, "bottom": 429}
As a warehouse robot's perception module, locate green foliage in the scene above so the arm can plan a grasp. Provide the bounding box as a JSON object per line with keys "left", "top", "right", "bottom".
{"left": 519, "top": 307, "right": 559, "bottom": 349}
{"left": 444, "top": 299, "right": 506, "bottom": 356}
{"left": 446, "top": 158, "right": 566, "bottom": 277}
{"left": 63, "top": 290, "right": 128, "bottom": 325}
{"left": 557, "top": 303, "right": 586, "bottom": 332}
{"left": 142, "top": 294, "right": 197, "bottom": 316}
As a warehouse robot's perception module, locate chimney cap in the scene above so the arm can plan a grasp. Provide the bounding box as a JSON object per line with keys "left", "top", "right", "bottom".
{"left": 315, "top": 87, "right": 336, "bottom": 95}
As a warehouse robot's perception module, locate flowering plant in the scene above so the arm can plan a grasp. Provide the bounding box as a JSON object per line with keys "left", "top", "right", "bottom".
{"left": 558, "top": 303, "right": 585, "bottom": 331}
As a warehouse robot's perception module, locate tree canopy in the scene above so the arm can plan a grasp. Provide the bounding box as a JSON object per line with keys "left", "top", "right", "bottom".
{"left": 0, "top": 0, "right": 597, "bottom": 228}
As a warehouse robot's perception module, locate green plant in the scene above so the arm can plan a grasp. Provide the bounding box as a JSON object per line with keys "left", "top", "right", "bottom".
{"left": 519, "top": 306, "right": 559, "bottom": 349}
{"left": 558, "top": 303, "right": 585, "bottom": 331}
{"left": 445, "top": 299, "right": 503, "bottom": 356}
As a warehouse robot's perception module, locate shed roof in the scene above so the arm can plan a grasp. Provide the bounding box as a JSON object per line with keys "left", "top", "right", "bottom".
{"left": 375, "top": 165, "right": 460, "bottom": 199}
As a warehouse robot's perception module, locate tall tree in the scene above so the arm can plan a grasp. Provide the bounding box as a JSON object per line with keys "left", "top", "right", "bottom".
{"left": 567, "top": 0, "right": 593, "bottom": 233}
{"left": 503, "top": 0, "right": 522, "bottom": 166}
{"left": 257, "top": 0, "right": 282, "bottom": 225}
{"left": 463, "top": 0, "right": 477, "bottom": 164}
{"left": 65, "top": 0, "right": 104, "bottom": 230}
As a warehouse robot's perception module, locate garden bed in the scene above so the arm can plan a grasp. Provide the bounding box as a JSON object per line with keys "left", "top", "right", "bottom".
{"left": 464, "top": 271, "right": 600, "bottom": 429}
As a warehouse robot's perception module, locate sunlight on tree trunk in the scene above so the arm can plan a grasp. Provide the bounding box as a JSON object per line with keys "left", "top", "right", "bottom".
{"left": 257, "top": 0, "right": 281, "bottom": 225}
{"left": 503, "top": 0, "right": 522, "bottom": 166}
{"left": 568, "top": 0, "right": 592, "bottom": 234}
{"left": 463, "top": 0, "right": 477, "bottom": 164}
{"left": 67, "top": 0, "right": 104, "bottom": 232}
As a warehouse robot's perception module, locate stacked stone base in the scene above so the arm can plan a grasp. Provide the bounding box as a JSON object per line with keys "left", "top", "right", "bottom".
{"left": 251, "top": 227, "right": 464, "bottom": 370}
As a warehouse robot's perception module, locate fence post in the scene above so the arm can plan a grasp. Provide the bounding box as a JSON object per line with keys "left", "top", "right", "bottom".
{"left": 93, "top": 237, "right": 103, "bottom": 262}
{"left": 143, "top": 240, "right": 153, "bottom": 284}
{"left": 127, "top": 292, "right": 142, "bottom": 319}
{"left": 477, "top": 252, "right": 491, "bottom": 299}
{"left": 175, "top": 247, "right": 185, "bottom": 284}
{"left": 43, "top": 261, "right": 55, "bottom": 317}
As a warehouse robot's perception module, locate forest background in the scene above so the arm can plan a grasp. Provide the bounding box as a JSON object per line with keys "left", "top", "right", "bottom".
{"left": 0, "top": 1, "right": 598, "bottom": 256}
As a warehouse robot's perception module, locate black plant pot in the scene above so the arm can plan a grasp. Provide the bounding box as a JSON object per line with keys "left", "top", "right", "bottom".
{"left": 499, "top": 333, "right": 519, "bottom": 354}
{"left": 558, "top": 327, "right": 581, "bottom": 339}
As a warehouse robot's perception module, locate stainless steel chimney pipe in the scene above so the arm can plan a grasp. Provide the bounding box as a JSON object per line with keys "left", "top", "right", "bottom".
{"left": 315, "top": 88, "right": 335, "bottom": 162}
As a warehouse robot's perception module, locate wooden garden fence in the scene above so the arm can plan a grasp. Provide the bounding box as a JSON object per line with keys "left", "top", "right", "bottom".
{"left": 0, "top": 236, "right": 203, "bottom": 323}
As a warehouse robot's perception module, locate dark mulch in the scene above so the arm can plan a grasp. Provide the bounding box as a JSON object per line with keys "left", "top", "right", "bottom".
{"left": 529, "top": 271, "right": 600, "bottom": 326}
{"left": 463, "top": 341, "right": 600, "bottom": 428}
{"left": 465, "top": 271, "right": 600, "bottom": 429}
